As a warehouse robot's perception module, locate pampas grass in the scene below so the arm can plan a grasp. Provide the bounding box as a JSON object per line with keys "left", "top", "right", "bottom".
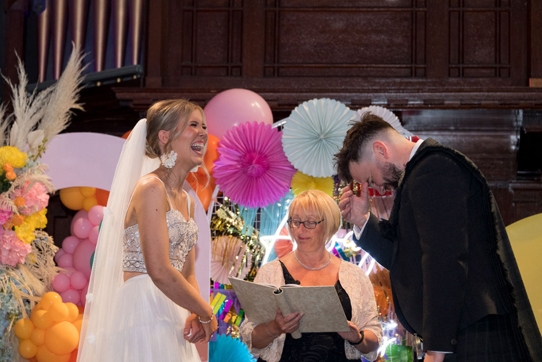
{"left": 2, "top": 44, "right": 85, "bottom": 156}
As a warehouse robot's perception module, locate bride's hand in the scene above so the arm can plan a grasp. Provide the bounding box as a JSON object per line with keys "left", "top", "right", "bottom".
{"left": 183, "top": 313, "right": 205, "bottom": 343}
{"left": 199, "top": 314, "right": 218, "bottom": 343}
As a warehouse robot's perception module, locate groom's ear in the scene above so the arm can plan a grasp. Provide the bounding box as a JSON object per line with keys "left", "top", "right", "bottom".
{"left": 372, "top": 141, "right": 390, "bottom": 161}
{"left": 158, "top": 130, "right": 170, "bottom": 145}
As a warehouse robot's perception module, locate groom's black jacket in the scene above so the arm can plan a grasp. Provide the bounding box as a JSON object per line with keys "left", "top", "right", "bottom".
{"left": 354, "top": 139, "right": 542, "bottom": 358}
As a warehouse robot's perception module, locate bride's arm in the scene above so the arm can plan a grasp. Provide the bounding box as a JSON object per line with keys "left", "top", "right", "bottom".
{"left": 135, "top": 178, "right": 212, "bottom": 321}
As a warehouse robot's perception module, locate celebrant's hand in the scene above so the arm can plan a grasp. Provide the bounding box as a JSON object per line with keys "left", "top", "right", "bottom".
{"left": 338, "top": 321, "right": 363, "bottom": 344}
{"left": 275, "top": 308, "right": 303, "bottom": 334}
{"left": 339, "top": 183, "right": 370, "bottom": 228}
{"left": 183, "top": 313, "right": 205, "bottom": 344}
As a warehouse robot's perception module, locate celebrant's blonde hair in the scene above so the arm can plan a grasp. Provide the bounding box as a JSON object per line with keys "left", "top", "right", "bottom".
{"left": 288, "top": 189, "right": 341, "bottom": 244}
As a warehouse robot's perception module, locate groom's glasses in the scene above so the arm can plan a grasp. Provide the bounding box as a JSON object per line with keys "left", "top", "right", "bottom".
{"left": 287, "top": 218, "right": 324, "bottom": 229}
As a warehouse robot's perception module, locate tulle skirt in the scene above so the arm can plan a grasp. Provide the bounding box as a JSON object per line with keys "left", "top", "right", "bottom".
{"left": 104, "top": 274, "right": 201, "bottom": 361}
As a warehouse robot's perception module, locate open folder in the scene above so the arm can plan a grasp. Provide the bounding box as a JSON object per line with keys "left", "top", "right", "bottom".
{"left": 229, "top": 277, "right": 350, "bottom": 339}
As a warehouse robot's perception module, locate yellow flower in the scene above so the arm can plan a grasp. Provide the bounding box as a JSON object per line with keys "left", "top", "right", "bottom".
{"left": 0, "top": 146, "right": 27, "bottom": 168}
{"left": 26, "top": 209, "right": 48, "bottom": 229}
{"left": 291, "top": 171, "right": 334, "bottom": 197}
{"left": 14, "top": 222, "right": 36, "bottom": 244}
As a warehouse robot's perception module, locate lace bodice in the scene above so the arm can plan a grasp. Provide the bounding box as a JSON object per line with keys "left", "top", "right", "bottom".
{"left": 122, "top": 176, "right": 198, "bottom": 274}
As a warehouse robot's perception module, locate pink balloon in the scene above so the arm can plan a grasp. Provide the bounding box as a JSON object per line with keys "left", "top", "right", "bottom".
{"left": 63, "top": 267, "right": 76, "bottom": 276}
{"left": 70, "top": 210, "right": 89, "bottom": 235}
{"left": 52, "top": 273, "right": 70, "bottom": 293}
{"left": 88, "top": 205, "right": 104, "bottom": 226}
{"left": 80, "top": 284, "right": 89, "bottom": 305}
{"left": 62, "top": 236, "right": 81, "bottom": 254}
{"left": 57, "top": 253, "right": 73, "bottom": 268}
{"left": 54, "top": 249, "right": 65, "bottom": 263}
{"left": 70, "top": 271, "right": 88, "bottom": 290}
{"left": 73, "top": 218, "right": 92, "bottom": 239}
{"left": 72, "top": 240, "right": 95, "bottom": 278}
{"left": 204, "top": 89, "right": 273, "bottom": 139}
{"left": 88, "top": 225, "right": 100, "bottom": 245}
{"left": 60, "top": 288, "right": 81, "bottom": 305}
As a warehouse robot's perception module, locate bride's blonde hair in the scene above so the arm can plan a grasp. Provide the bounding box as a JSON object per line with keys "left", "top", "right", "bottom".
{"left": 145, "top": 99, "right": 205, "bottom": 159}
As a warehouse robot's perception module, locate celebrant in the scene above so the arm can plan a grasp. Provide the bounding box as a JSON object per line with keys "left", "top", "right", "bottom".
{"left": 240, "top": 190, "right": 382, "bottom": 362}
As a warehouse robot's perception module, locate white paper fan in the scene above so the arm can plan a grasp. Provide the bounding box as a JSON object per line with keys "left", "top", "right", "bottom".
{"left": 282, "top": 98, "right": 354, "bottom": 178}
{"left": 355, "top": 105, "right": 413, "bottom": 138}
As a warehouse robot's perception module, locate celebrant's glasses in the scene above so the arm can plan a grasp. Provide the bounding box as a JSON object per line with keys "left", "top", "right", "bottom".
{"left": 287, "top": 218, "right": 324, "bottom": 229}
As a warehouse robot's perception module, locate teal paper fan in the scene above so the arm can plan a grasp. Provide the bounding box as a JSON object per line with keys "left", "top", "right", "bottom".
{"left": 282, "top": 98, "right": 354, "bottom": 178}
{"left": 210, "top": 335, "right": 256, "bottom": 362}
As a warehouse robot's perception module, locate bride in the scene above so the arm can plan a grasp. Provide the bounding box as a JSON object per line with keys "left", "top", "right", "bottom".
{"left": 78, "top": 99, "right": 217, "bottom": 361}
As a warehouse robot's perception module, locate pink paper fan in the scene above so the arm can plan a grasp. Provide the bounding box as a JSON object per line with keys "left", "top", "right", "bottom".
{"left": 214, "top": 122, "right": 296, "bottom": 208}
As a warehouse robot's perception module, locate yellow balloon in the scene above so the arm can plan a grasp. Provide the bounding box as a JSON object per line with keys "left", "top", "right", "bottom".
{"left": 79, "top": 187, "right": 96, "bottom": 197}
{"left": 59, "top": 188, "right": 85, "bottom": 211}
{"left": 506, "top": 213, "right": 542, "bottom": 334}
{"left": 48, "top": 302, "right": 69, "bottom": 323}
{"left": 18, "top": 339, "right": 38, "bottom": 359}
{"left": 41, "top": 292, "right": 63, "bottom": 311}
{"left": 36, "top": 344, "right": 70, "bottom": 362}
{"left": 44, "top": 321, "right": 79, "bottom": 355}
{"left": 32, "top": 310, "right": 53, "bottom": 330}
{"left": 65, "top": 303, "right": 79, "bottom": 323}
{"left": 83, "top": 196, "right": 98, "bottom": 212}
{"left": 14, "top": 318, "right": 34, "bottom": 339}
{"left": 31, "top": 328, "right": 46, "bottom": 346}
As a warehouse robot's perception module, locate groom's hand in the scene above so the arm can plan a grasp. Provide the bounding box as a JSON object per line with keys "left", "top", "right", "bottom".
{"left": 339, "top": 183, "right": 370, "bottom": 228}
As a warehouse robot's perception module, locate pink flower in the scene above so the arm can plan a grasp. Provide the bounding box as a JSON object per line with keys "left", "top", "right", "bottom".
{"left": 0, "top": 208, "right": 12, "bottom": 224}
{"left": 12, "top": 182, "right": 49, "bottom": 215}
{"left": 0, "top": 229, "right": 31, "bottom": 267}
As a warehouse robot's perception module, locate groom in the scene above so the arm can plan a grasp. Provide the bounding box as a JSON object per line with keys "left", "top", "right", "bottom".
{"left": 335, "top": 112, "right": 542, "bottom": 362}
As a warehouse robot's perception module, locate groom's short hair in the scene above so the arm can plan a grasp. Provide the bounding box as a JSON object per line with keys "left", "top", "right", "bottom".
{"left": 334, "top": 113, "right": 395, "bottom": 183}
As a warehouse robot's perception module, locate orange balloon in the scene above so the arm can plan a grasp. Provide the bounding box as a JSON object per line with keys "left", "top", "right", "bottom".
{"left": 71, "top": 319, "right": 83, "bottom": 335}
{"left": 122, "top": 130, "right": 132, "bottom": 139}
{"left": 18, "top": 339, "right": 38, "bottom": 359}
{"left": 36, "top": 344, "right": 70, "bottom": 362}
{"left": 59, "top": 188, "right": 85, "bottom": 211}
{"left": 187, "top": 172, "right": 216, "bottom": 212}
{"left": 68, "top": 349, "right": 78, "bottom": 362}
{"left": 65, "top": 303, "right": 79, "bottom": 323}
{"left": 95, "top": 189, "right": 109, "bottom": 206}
{"left": 203, "top": 134, "right": 220, "bottom": 174}
{"left": 29, "top": 358, "right": 38, "bottom": 362}
{"left": 41, "top": 292, "right": 62, "bottom": 311}
{"left": 32, "top": 310, "right": 53, "bottom": 330}
{"left": 31, "top": 328, "right": 46, "bottom": 346}
{"left": 49, "top": 302, "right": 69, "bottom": 323}
{"left": 14, "top": 318, "right": 34, "bottom": 339}
{"left": 44, "top": 322, "right": 79, "bottom": 355}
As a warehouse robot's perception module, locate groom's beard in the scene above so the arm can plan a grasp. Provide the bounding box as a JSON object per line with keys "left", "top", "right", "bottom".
{"left": 379, "top": 162, "right": 403, "bottom": 191}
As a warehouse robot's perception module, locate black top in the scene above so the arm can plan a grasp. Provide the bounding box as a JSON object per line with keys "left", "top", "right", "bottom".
{"left": 258, "top": 261, "right": 354, "bottom": 362}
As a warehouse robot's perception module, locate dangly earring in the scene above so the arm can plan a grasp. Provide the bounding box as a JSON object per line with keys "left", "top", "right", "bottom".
{"left": 160, "top": 150, "right": 177, "bottom": 168}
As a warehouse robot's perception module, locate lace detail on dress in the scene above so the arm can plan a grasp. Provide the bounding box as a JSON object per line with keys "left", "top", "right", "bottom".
{"left": 122, "top": 210, "right": 198, "bottom": 273}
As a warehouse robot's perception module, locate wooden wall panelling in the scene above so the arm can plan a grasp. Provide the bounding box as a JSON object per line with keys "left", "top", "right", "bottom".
{"left": 530, "top": 0, "right": 542, "bottom": 80}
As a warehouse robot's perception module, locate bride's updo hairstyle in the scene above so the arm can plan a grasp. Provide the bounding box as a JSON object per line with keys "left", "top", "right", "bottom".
{"left": 145, "top": 99, "right": 205, "bottom": 159}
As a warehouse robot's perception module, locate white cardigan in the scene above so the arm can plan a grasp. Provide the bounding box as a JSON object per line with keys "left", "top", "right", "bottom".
{"left": 239, "top": 259, "right": 382, "bottom": 362}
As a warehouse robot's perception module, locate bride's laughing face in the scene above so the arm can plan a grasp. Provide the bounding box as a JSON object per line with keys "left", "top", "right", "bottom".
{"left": 171, "top": 109, "right": 208, "bottom": 170}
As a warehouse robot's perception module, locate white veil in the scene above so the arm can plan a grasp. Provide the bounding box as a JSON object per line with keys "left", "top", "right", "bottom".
{"left": 77, "top": 119, "right": 160, "bottom": 361}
